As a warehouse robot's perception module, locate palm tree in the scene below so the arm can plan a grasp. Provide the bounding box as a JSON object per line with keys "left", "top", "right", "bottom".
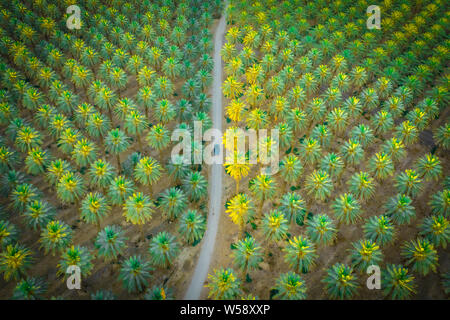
{"left": 72, "top": 139, "right": 98, "bottom": 168}
{"left": 371, "top": 110, "right": 394, "bottom": 135}
{"left": 149, "top": 231, "right": 180, "bottom": 268}
{"left": 88, "top": 159, "right": 115, "bottom": 191}
{"left": 178, "top": 210, "right": 206, "bottom": 244}
{"left": 137, "top": 86, "right": 156, "bottom": 118}
{"left": 429, "top": 190, "right": 449, "bottom": 217}
{"left": 279, "top": 155, "right": 303, "bottom": 191}
{"left": 273, "top": 272, "right": 307, "bottom": 300}
{"left": 382, "top": 138, "right": 406, "bottom": 163}
{"left": 395, "top": 169, "right": 422, "bottom": 198}
{"left": 105, "top": 129, "right": 130, "bottom": 170}
{"left": 350, "top": 124, "right": 374, "bottom": 147}
{"left": 299, "top": 138, "right": 322, "bottom": 166}
{"left": 225, "top": 151, "right": 251, "bottom": 194}
{"left": 0, "top": 220, "right": 19, "bottom": 248}
{"left": 232, "top": 236, "right": 263, "bottom": 279}
{"left": 24, "top": 147, "right": 51, "bottom": 175}
{"left": 286, "top": 108, "right": 307, "bottom": 134}
{"left": 332, "top": 193, "right": 362, "bottom": 225}
{"left": 306, "top": 214, "right": 337, "bottom": 246}
{"left": 23, "top": 200, "right": 55, "bottom": 231}
{"left": 144, "top": 284, "right": 173, "bottom": 300}
{"left": 107, "top": 175, "right": 135, "bottom": 206}
{"left": 86, "top": 112, "right": 111, "bottom": 140}
{"left": 57, "top": 245, "right": 94, "bottom": 280}
{"left": 401, "top": 238, "right": 438, "bottom": 276}
{"left": 223, "top": 75, "right": 243, "bottom": 100}
{"left": 322, "top": 263, "right": 359, "bottom": 300}
{"left": 56, "top": 172, "right": 86, "bottom": 204}
{"left": 154, "top": 99, "right": 176, "bottom": 124}
{"left": 133, "top": 156, "right": 162, "bottom": 192}
{"left": 305, "top": 170, "right": 333, "bottom": 203}
{"left": 419, "top": 215, "right": 449, "bottom": 249}
{"left": 124, "top": 110, "right": 147, "bottom": 148}
{"left": 94, "top": 225, "right": 128, "bottom": 262}
{"left": 340, "top": 139, "right": 364, "bottom": 167}
{"left": 12, "top": 277, "right": 47, "bottom": 300}
{"left": 415, "top": 153, "right": 442, "bottom": 181}
{"left": 206, "top": 268, "right": 242, "bottom": 299}
{"left": 119, "top": 255, "right": 153, "bottom": 293}
{"left": 11, "top": 183, "right": 39, "bottom": 213}
{"left": 382, "top": 264, "right": 416, "bottom": 300}
{"left": 153, "top": 76, "right": 174, "bottom": 99}
{"left": 385, "top": 194, "right": 416, "bottom": 225}
{"left": 95, "top": 87, "right": 117, "bottom": 121}
{"left": 146, "top": 123, "right": 171, "bottom": 154}
{"left": 0, "top": 243, "right": 33, "bottom": 281}
{"left": 182, "top": 170, "right": 208, "bottom": 202}
{"left": 123, "top": 192, "right": 154, "bottom": 239}
{"left": 262, "top": 210, "right": 289, "bottom": 246}
{"left": 434, "top": 123, "right": 449, "bottom": 149}
{"left": 368, "top": 152, "right": 395, "bottom": 181}
{"left": 39, "top": 220, "right": 72, "bottom": 256}
{"left": 350, "top": 239, "right": 383, "bottom": 272}
{"left": 348, "top": 171, "right": 375, "bottom": 202}
{"left": 80, "top": 192, "right": 111, "bottom": 232}
{"left": 395, "top": 121, "right": 418, "bottom": 146}
{"left": 363, "top": 215, "right": 396, "bottom": 246}
{"left": 283, "top": 236, "right": 317, "bottom": 273}
{"left": 249, "top": 174, "right": 277, "bottom": 217}
{"left": 320, "top": 153, "right": 344, "bottom": 179}
{"left": 226, "top": 193, "right": 255, "bottom": 237}
{"left": 15, "top": 126, "right": 42, "bottom": 152}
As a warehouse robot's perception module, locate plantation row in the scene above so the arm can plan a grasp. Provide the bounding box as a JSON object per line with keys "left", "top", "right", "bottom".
{"left": 0, "top": 0, "right": 222, "bottom": 299}
{"left": 211, "top": 0, "right": 449, "bottom": 299}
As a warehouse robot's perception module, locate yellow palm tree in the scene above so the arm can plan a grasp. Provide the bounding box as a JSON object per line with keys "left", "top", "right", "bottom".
{"left": 225, "top": 151, "right": 251, "bottom": 194}
{"left": 226, "top": 193, "right": 255, "bottom": 237}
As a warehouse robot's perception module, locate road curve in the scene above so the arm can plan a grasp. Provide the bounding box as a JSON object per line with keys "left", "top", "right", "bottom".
{"left": 184, "top": 6, "right": 227, "bottom": 300}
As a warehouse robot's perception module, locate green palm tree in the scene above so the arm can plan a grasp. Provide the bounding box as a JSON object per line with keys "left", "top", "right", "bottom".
{"left": 72, "top": 139, "right": 98, "bottom": 168}
{"left": 104, "top": 128, "right": 131, "bottom": 169}
{"left": 166, "top": 155, "right": 190, "bottom": 183}
{"left": 80, "top": 192, "right": 111, "bottom": 231}
{"left": 249, "top": 174, "right": 277, "bottom": 217}
{"left": 119, "top": 255, "right": 153, "bottom": 293}
{"left": 332, "top": 193, "right": 361, "bottom": 225}
{"left": 395, "top": 121, "right": 418, "bottom": 146}
{"left": 306, "top": 214, "right": 337, "bottom": 246}
{"left": 23, "top": 199, "right": 55, "bottom": 231}
{"left": 371, "top": 110, "right": 394, "bottom": 135}
{"left": 178, "top": 210, "right": 206, "bottom": 244}
{"left": 327, "top": 107, "right": 348, "bottom": 135}
{"left": 39, "top": 220, "right": 72, "bottom": 255}
{"left": 0, "top": 219, "right": 19, "bottom": 248}
{"left": 262, "top": 210, "right": 289, "bottom": 244}
{"left": 299, "top": 138, "right": 322, "bottom": 166}
{"left": 95, "top": 87, "right": 117, "bottom": 121}
{"left": 419, "top": 215, "right": 449, "bottom": 249}
{"left": 88, "top": 159, "right": 115, "bottom": 190}
{"left": 363, "top": 215, "right": 396, "bottom": 246}
{"left": 12, "top": 277, "right": 47, "bottom": 300}
{"left": 385, "top": 194, "right": 416, "bottom": 225}
{"left": 123, "top": 192, "right": 154, "bottom": 238}
{"left": 107, "top": 175, "right": 135, "bottom": 206}
{"left": 154, "top": 99, "right": 176, "bottom": 124}
{"left": 395, "top": 169, "right": 422, "bottom": 198}
{"left": 340, "top": 139, "right": 364, "bottom": 167}
{"left": 56, "top": 172, "right": 86, "bottom": 204}
{"left": 147, "top": 123, "right": 171, "bottom": 152}
{"left": 382, "top": 264, "right": 416, "bottom": 300}
{"left": 382, "top": 137, "right": 406, "bottom": 163}
{"left": 94, "top": 225, "right": 128, "bottom": 262}
{"left": 348, "top": 171, "right": 375, "bottom": 202}
{"left": 11, "top": 183, "right": 39, "bottom": 213}
{"left": 206, "top": 268, "right": 242, "bottom": 299}
{"left": 153, "top": 76, "right": 174, "bottom": 99}
{"left": 320, "top": 153, "right": 344, "bottom": 179}
{"left": 232, "top": 236, "right": 263, "bottom": 279}
{"left": 283, "top": 236, "right": 317, "bottom": 273}
{"left": 429, "top": 190, "right": 449, "bottom": 217}
{"left": 15, "top": 126, "right": 42, "bottom": 152}
{"left": 350, "top": 239, "right": 383, "bottom": 272}
{"left": 144, "top": 284, "right": 173, "bottom": 300}
{"left": 434, "top": 123, "right": 449, "bottom": 150}
{"left": 322, "top": 263, "right": 359, "bottom": 300}
{"left": 273, "top": 272, "right": 307, "bottom": 300}
{"left": 368, "top": 152, "right": 394, "bottom": 181}
{"left": 133, "top": 156, "right": 162, "bottom": 192}
{"left": 305, "top": 170, "right": 333, "bottom": 202}
{"left": 279, "top": 154, "right": 303, "bottom": 190}
{"left": 137, "top": 86, "right": 156, "bottom": 118}
{"left": 158, "top": 187, "right": 188, "bottom": 221}
{"left": 0, "top": 243, "right": 33, "bottom": 281}
{"left": 286, "top": 107, "right": 307, "bottom": 133}
{"left": 86, "top": 112, "right": 111, "bottom": 140}
{"left": 401, "top": 238, "right": 438, "bottom": 276}
{"left": 182, "top": 170, "right": 208, "bottom": 202}
{"left": 350, "top": 124, "right": 374, "bottom": 147}
{"left": 46, "top": 159, "right": 72, "bottom": 185}
{"left": 415, "top": 153, "right": 442, "bottom": 181}
{"left": 279, "top": 192, "right": 306, "bottom": 225}
{"left": 149, "top": 231, "right": 180, "bottom": 268}
{"left": 57, "top": 245, "right": 94, "bottom": 280}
